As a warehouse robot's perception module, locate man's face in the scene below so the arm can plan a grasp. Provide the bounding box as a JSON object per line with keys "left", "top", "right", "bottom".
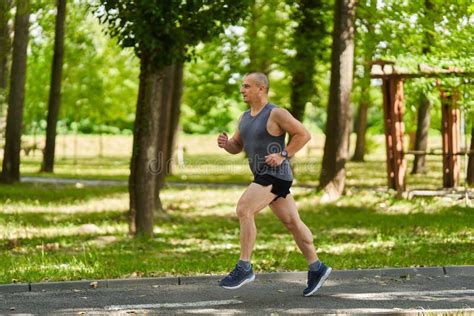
{"left": 240, "top": 75, "right": 264, "bottom": 104}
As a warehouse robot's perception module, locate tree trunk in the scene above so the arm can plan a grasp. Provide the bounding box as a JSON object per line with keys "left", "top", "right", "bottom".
{"left": 0, "top": 0, "right": 10, "bottom": 141}
{"left": 289, "top": 0, "right": 324, "bottom": 122}
{"left": 411, "top": 96, "right": 431, "bottom": 174}
{"left": 352, "top": 0, "right": 376, "bottom": 162}
{"left": 166, "top": 62, "right": 184, "bottom": 173}
{"left": 352, "top": 98, "right": 368, "bottom": 161}
{"left": 318, "top": 0, "right": 356, "bottom": 200}
{"left": 412, "top": 0, "right": 434, "bottom": 174}
{"left": 128, "top": 53, "right": 165, "bottom": 237}
{"left": 0, "top": 0, "right": 10, "bottom": 92}
{"left": 41, "top": 0, "right": 67, "bottom": 173}
{"left": 129, "top": 57, "right": 148, "bottom": 235}
{"left": 245, "top": 0, "right": 273, "bottom": 75}
{"left": 153, "top": 63, "right": 184, "bottom": 212}
{"left": 154, "top": 64, "right": 175, "bottom": 213}
{"left": 467, "top": 123, "right": 474, "bottom": 186}
{"left": 1, "top": 0, "right": 30, "bottom": 184}
{"left": 247, "top": 2, "right": 259, "bottom": 72}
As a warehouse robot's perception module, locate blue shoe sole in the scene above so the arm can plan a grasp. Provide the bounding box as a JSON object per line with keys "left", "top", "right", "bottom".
{"left": 304, "top": 267, "right": 332, "bottom": 297}
{"left": 221, "top": 274, "right": 255, "bottom": 290}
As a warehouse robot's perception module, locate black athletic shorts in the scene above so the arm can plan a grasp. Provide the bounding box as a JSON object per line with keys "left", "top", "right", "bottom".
{"left": 253, "top": 174, "right": 293, "bottom": 201}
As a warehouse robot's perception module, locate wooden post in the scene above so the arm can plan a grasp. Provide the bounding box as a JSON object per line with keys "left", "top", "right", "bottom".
{"left": 440, "top": 88, "right": 461, "bottom": 188}
{"left": 381, "top": 76, "right": 407, "bottom": 196}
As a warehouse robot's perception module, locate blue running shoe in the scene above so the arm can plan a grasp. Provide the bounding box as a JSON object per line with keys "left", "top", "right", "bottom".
{"left": 219, "top": 264, "right": 255, "bottom": 289}
{"left": 303, "top": 263, "right": 332, "bottom": 296}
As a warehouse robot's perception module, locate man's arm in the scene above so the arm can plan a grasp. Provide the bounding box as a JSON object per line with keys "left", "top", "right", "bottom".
{"left": 275, "top": 108, "right": 311, "bottom": 156}
{"left": 265, "top": 108, "right": 311, "bottom": 166}
{"left": 218, "top": 129, "right": 243, "bottom": 154}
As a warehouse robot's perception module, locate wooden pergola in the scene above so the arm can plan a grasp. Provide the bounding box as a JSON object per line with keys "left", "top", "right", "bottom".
{"left": 370, "top": 61, "right": 474, "bottom": 196}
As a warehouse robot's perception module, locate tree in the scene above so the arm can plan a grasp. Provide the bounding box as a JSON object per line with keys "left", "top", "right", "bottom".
{"left": 411, "top": 0, "right": 435, "bottom": 174}
{"left": 351, "top": 0, "right": 376, "bottom": 161}
{"left": 166, "top": 63, "right": 184, "bottom": 167}
{"left": 154, "top": 62, "right": 185, "bottom": 211}
{"left": 1, "top": 0, "right": 30, "bottom": 183}
{"left": 0, "top": 0, "right": 10, "bottom": 94}
{"left": 319, "top": 0, "right": 356, "bottom": 200}
{"left": 181, "top": 2, "right": 309, "bottom": 134}
{"left": 288, "top": 0, "right": 327, "bottom": 123}
{"left": 154, "top": 64, "right": 175, "bottom": 212}
{"left": 246, "top": 0, "right": 290, "bottom": 75}
{"left": 0, "top": 0, "right": 11, "bottom": 136}
{"left": 41, "top": 0, "right": 67, "bottom": 173}
{"left": 468, "top": 122, "right": 474, "bottom": 186}
{"left": 181, "top": 31, "right": 247, "bottom": 134}
{"left": 98, "top": 0, "right": 251, "bottom": 237}
{"left": 23, "top": 2, "right": 139, "bottom": 138}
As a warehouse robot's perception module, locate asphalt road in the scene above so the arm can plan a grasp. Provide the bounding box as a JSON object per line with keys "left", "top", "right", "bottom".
{"left": 1, "top": 266, "right": 473, "bottom": 315}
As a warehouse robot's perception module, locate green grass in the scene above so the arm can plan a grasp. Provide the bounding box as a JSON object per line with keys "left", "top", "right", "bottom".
{"left": 0, "top": 181, "right": 473, "bottom": 284}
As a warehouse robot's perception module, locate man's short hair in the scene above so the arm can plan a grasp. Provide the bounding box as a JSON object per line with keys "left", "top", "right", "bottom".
{"left": 246, "top": 72, "right": 269, "bottom": 93}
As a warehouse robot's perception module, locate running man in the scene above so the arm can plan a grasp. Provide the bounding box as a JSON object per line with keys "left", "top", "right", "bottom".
{"left": 217, "top": 72, "right": 331, "bottom": 296}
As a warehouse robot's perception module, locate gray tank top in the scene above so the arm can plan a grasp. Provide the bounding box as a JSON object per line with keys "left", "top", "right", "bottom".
{"left": 239, "top": 103, "right": 293, "bottom": 181}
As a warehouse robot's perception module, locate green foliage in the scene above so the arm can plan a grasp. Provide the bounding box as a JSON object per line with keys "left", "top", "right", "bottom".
{"left": 181, "top": 0, "right": 331, "bottom": 134}
{"left": 24, "top": 1, "right": 139, "bottom": 135}
{"left": 18, "top": 0, "right": 473, "bottom": 136}
{"left": 96, "top": 0, "right": 252, "bottom": 69}
{"left": 181, "top": 29, "right": 247, "bottom": 134}
{"left": 285, "top": 0, "right": 332, "bottom": 122}
{"left": 246, "top": 0, "right": 292, "bottom": 74}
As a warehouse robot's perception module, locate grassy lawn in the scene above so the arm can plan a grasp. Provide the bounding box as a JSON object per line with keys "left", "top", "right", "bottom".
{"left": 0, "top": 134, "right": 473, "bottom": 284}
{"left": 0, "top": 181, "right": 473, "bottom": 284}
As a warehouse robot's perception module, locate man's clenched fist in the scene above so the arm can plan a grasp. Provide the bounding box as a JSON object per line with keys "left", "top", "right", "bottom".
{"left": 217, "top": 132, "right": 228, "bottom": 148}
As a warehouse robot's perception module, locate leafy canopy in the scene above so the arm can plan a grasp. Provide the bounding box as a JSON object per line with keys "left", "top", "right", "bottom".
{"left": 96, "top": 0, "right": 252, "bottom": 68}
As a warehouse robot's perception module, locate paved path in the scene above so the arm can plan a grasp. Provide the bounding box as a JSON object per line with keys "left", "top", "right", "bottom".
{"left": 21, "top": 176, "right": 250, "bottom": 188}
{"left": 1, "top": 266, "right": 473, "bottom": 315}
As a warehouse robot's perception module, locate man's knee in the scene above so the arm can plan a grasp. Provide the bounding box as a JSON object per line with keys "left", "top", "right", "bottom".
{"left": 282, "top": 217, "right": 299, "bottom": 231}
{"left": 283, "top": 217, "right": 309, "bottom": 235}
{"left": 236, "top": 200, "right": 254, "bottom": 219}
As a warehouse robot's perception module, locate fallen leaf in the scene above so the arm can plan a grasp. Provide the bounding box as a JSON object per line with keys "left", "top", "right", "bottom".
{"left": 399, "top": 274, "right": 411, "bottom": 280}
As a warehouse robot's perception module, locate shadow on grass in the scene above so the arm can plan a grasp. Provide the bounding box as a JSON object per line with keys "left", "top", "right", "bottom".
{"left": 0, "top": 209, "right": 127, "bottom": 229}
{"left": 0, "top": 182, "right": 127, "bottom": 204}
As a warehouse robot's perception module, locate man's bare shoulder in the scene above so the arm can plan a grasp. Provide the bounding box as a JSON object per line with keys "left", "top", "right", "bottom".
{"left": 270, "top": 107, "right": 292, "bottom": 121}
